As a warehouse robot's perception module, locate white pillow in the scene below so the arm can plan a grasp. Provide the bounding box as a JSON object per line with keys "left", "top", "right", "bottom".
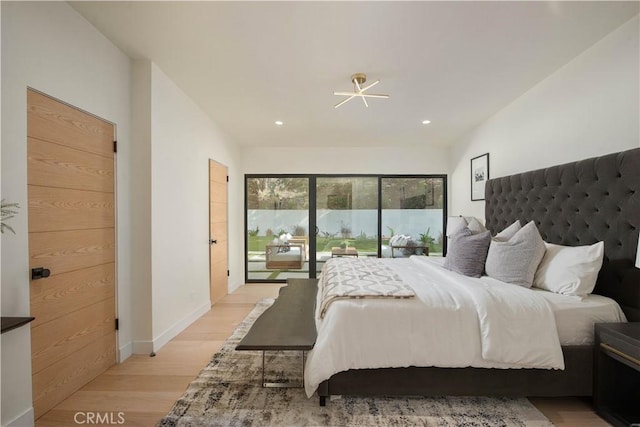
{"left": 390, "top": 235, "right": 411, "bottom": 246}
{"left": 398, "top": 235, "right": 411, "bottom": 246}
{"left": 533, "top": 241, "right": 604, "bottom": 296}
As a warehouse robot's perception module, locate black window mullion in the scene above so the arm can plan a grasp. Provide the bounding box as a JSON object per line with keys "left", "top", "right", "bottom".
{"left": 377, "top": 177, "right": 383, "bottom": 258}
{"left": 309, "top": 176, "right": 317, "bottom": 278}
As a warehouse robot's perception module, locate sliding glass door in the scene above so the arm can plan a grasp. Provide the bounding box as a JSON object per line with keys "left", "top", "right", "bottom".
{"left": 245, "top": 174, "right": 446, "bottom": 282}
{"left": 246, "top": 176, "right": 310, "bottom": 281}
{"left": 316, "top": 177, "right": 378, "bottom": 271}
{"left": 381, "top": 177, "right": 446, "bottom": 257}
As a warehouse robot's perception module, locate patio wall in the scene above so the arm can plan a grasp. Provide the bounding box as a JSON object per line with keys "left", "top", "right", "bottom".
{"left": 248, "top": 209, "right": 444, "bottom": 241}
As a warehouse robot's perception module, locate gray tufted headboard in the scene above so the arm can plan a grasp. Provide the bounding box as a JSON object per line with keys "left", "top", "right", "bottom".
{"left": 485, "top": 148, "right": 640, "bottom": 321}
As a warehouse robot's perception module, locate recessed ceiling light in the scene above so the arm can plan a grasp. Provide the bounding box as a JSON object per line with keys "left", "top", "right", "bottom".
{"left": 422, "top": 120, "right": 431, "bottom": 125}
{"left": 275, "top": 120, "right": 284, "bottom": 126}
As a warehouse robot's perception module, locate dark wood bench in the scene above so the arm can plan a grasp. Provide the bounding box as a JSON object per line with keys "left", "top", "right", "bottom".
{"left": 236, "top": 278, "right": 318, "bottom": 388}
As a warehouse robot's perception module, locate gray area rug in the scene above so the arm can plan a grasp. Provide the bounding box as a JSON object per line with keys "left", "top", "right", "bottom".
{"left": 158, "top": 299, "right": 554, "bottom": 426}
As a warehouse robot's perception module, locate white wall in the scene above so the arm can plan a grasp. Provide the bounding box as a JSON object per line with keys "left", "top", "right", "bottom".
{"left": 242, "top": 146, "right": 449, "bottom": 175}
{"left": 449, "top": 15, "right": 640, "bottom": 221}
{"left": 147, "top": 63, "right": 243, "bottom": 350}
{"left": 0, "top": 2, "right": 132, "bottom": 425}
{"left": 130, "top": 60, "right": 153, "bottom": 354}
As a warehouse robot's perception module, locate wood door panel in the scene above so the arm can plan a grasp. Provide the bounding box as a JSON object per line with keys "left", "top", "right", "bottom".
{"left": 28, "top": 89, "right": 117, "bottom": 419}
{"left": 27, "top": 137, "right": 114, "bottom": 192}
{"left": 28, "top": 186, "right": 114, "bottom": 232}
{"left": 29, "top": 229, "right": 115, "bottom": 276}
{"left": 210, "top": 222, "right": 227, "bottom": 244}
{"left": 209, "top": 202, "right": 226, "bottom": 224}
{"left": 27, "top": 91, "right": 113, "bottom": 158}
{"left": 32, "top": 336, "right": 117, "bottom": 419}
{"left": 210, "top": 240, "right": 228, "bottom": 257}
{"left": 210, "top": 247, "right": 228, "bottom": 266}
{"left": 209, "top": 160, "right": 228, "bottom": 305}
{"left": 209, "top": 182, "right": 227, "bottom": 204}
{"left": 211, "top": 244, "right": 227, "bottom": 260}
{"left": 209, "top": 166, "right": 226, "bottom": 185}
{"left": 30, "top": 263, "right": 115, "bottom": 328}
{"left": 31, "top": 298, "right": 116, "bottom": 375}
{"left": 210, "top": 259, "right": 228, "bottom": 303}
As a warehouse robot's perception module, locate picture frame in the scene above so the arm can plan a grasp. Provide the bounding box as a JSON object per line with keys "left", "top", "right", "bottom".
{"left": 470, "top": 153, "right": 489, "bottom": 201}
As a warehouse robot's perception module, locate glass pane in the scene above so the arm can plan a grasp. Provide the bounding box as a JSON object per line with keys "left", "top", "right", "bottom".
{"left": 316, "top": 177, "right": 378, "bottom": 271}
{"left": 381, "top": 177, "right": 445, "bottom": 257}
{"left": 247, "top": 177, "right": 309, "bottom": 281}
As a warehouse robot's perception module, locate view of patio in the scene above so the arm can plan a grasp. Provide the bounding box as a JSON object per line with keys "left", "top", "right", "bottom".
{"left": 246, "top": 176, "right": 445, "bottom": 281}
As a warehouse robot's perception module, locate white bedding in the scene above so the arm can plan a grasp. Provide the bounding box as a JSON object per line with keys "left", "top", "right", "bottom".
{"left": 535, "top": 289, "right": 626, "bottom": 345}
{"left": 304, "top": 256, "right": 622, "bottom": 397}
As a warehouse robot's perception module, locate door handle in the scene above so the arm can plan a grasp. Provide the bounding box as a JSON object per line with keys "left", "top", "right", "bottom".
{"left": 210, "top": 239, "right": 217, "bottom": 245}
{"left": 31, "top": 267, "right": 51, "bottom": 280}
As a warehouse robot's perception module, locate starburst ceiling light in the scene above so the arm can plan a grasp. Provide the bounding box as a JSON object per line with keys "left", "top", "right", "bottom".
{"left": 333, "top": 73, "right": 389, "bottom": 109}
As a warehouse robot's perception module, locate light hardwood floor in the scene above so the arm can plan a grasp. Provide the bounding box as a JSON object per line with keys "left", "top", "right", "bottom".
{"left": 37, "top": 283, "right": 610, "bottom": 426}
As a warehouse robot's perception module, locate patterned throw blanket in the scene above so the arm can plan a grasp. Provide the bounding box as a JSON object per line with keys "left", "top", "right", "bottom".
{"left": 319, "top": 257, "right": 415, "bottom": 318}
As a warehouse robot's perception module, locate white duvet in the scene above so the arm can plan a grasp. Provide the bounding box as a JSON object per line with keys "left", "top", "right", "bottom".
{"left": 304, "top": 256, "right": 564, "bottom": 397}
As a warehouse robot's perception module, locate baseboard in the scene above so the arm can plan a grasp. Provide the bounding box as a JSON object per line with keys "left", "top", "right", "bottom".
{"left": 132, "top": 340, "right": 154, "bottom": 355}
{"left": 152, "top": 301, "right": 211, "bottom": 352}
{"left": 228, "top": 280, "right": 243, "bottom": 294}
{"left": 118, "top": 341, "right": 133, "bottom": 362}
{"left": 6, "top": 406, "right": 34, "bottom": 427}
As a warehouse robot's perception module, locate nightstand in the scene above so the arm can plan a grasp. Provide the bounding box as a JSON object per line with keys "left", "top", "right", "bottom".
{"left": 594, "top": 323, "right": 640, "bottom": 427}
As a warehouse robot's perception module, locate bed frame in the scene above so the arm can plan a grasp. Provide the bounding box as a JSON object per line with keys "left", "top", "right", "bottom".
{"left": 318, "top": 147, "right": 640, "bottom": 405}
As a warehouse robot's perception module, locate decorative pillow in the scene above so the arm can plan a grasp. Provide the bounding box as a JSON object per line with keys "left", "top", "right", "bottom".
{"left": 493, "top": 220, "right": 522, "bottom": 241}
{"left": 446, "top": 216, "right": 468, "bottom": 237}
{"left": 465, "top": 217, "right": 487, "bottom": 235}
{"left": 533, "top": 241, "right": 604, "bottom": 296}
{"left": 444, "top": 228, "right": 492, "bottom": 278}
{"left": 447, "top": 216, "right": 486, "bottom": 255}
{"left": 447, "top": 216, "right": 486, "bottom": 236}
{"left": 485, "top": 221, "right": 546, "bottom": 288}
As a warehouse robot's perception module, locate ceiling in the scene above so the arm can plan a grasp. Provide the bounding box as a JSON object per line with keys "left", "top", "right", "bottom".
{"left": 70, "top": 1, "right": 639, "bottom": 148}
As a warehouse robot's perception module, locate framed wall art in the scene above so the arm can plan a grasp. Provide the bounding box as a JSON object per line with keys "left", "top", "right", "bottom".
{"left": 470, "top": 153, "right": 489, "bottom": 201}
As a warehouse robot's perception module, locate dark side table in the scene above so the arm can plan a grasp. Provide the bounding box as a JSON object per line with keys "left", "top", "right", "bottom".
{"left": 594, "top": 323, "right": 640, "bottom": 427}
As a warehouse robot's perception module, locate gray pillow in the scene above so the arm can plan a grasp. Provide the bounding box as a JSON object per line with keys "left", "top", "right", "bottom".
{"left": 444, "top": 228, "right": 491, "bottom": 278}
{"left": 466, "top": 217, "right": 487, "bottom": 234}
{"left": 485, "top": 221, "right": 546, "bottom": 288}
{"left": 493, "top": 220, "right": 521, "bottom": 241}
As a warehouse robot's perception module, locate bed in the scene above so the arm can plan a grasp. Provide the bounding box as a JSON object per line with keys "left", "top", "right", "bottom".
{"left": 310, "top": 147, "right": 640, "bottom": 405}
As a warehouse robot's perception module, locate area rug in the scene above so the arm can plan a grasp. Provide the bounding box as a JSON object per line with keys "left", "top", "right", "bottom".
{"left": 158, "top": 299, "right": 553, "bottom": 426}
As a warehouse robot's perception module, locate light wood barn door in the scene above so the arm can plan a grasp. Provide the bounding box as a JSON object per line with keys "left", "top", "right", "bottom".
{"left": 27, "top": 89, "right": 117, "bottom": 419}
{"left": 209, "top": 160, "right": 228, "bottom": 304}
